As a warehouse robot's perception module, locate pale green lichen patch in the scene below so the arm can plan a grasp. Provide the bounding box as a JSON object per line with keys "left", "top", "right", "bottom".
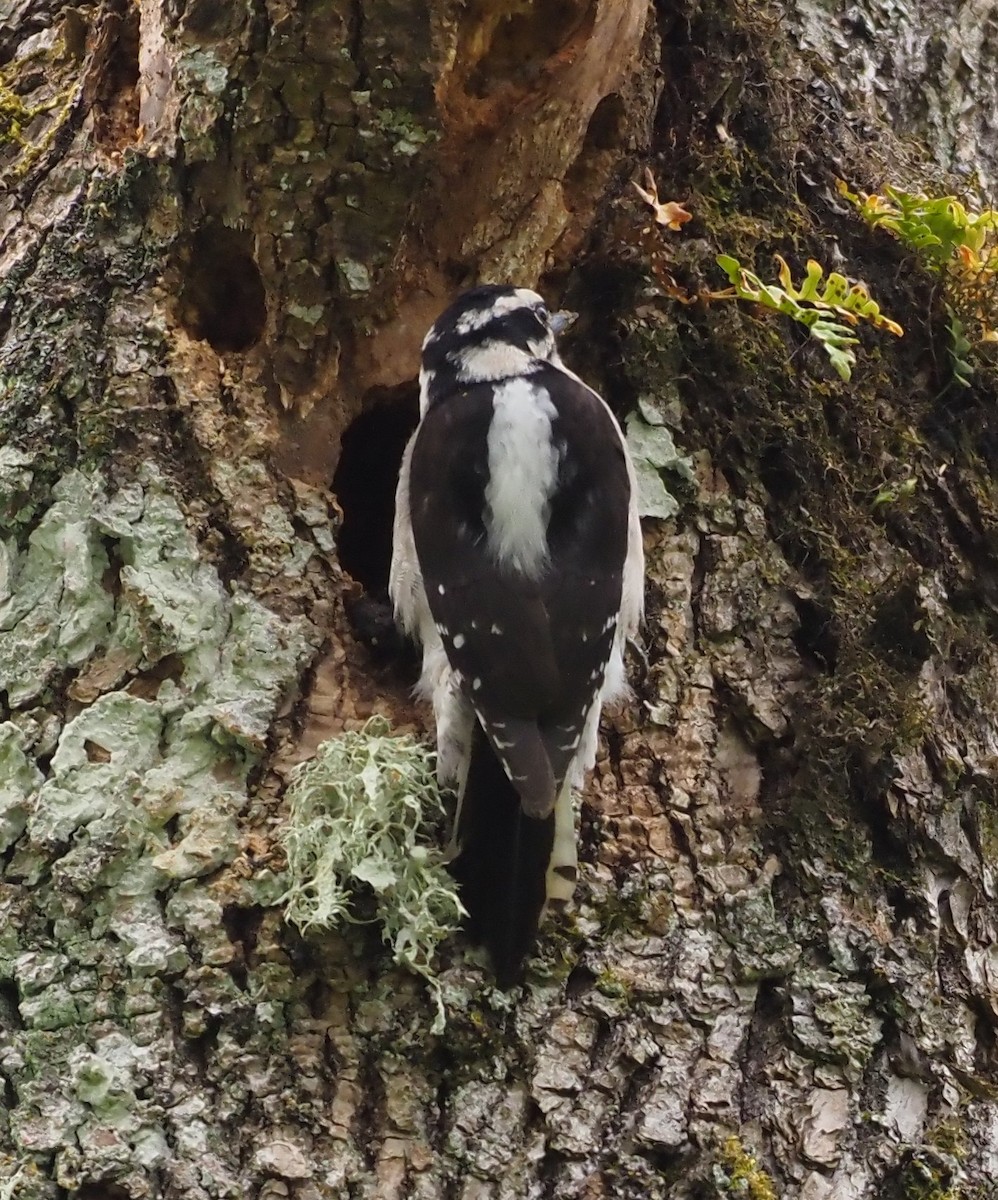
{"left": 625, "top": 405, "right": 694, "bottom": 520}
{"left": 0, "top": 460, "right": 318, "bottom": 1179}
{"left": 1, "top": 466, "right": 312, "bottom": 743}
{"left": 3, "top": 465, "right": 312, "bottom": 891}
{"left": 176, "top": 51, "right": 231, "bottom": 161}
{"left": 282, "top": 719, "right": 464, "bottom": 1032}
{"left": 337, "top": 258, "right": 372, "bottom": 293}
{"left": 0, "top": 723, "right": 40, "bottom": 851}
{"left": 0, "top": 472, "right": 116, "bottom": 706}
{"left": 28, "top": 692, "right": 164, "bottom": 869}
{"left": 789, "top": 967, "right": 883, "bottom": 1075}
{"left": 0, "top": 444, "right": 37, "bottom": 527}
{"left": 721, "top": 885, "right": 800, "bottom": 983}
{"left": 164, "top": 883, "right": 233, "bottom": 964}
{"left": 71, "top": 1047, "right": 134, "bottom": 1117}
{"left": 369, "top": 105, "right": 440, "bottom": 157}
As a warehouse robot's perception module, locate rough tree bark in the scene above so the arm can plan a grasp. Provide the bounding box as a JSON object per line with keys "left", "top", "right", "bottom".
{"left": 2, "top": 1, "right": 998, "bottom": 1198}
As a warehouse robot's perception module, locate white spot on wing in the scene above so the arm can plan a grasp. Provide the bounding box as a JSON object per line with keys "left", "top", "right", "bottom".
{"left": 472, "top": 677, "right": 482, "bottom": 691}
{"left": 438, "top": 584, "right": 446, "bottom": 595}
{"left": 490, "top": 623, "right": 503, "bottom": 635}
{"left": 453, "top": 633, "right": 465, "bottom": 648}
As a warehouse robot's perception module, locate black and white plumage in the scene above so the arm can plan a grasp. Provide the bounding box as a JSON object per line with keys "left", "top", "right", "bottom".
{"left": 390, "top": 284, "right": 644, "bottom": 985}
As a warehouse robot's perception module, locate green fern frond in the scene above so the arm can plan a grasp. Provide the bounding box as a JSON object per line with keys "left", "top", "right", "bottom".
{"left": 714, "top": 254, "right": 902, "bottom": 380}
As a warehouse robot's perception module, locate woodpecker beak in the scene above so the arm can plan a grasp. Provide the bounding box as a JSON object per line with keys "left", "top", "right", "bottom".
{"left": 550, "top": 309, "right": 578, "bottom": 335}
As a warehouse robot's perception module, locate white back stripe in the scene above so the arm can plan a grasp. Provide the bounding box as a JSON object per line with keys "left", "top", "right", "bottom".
{"left": 484, "top": 378, "right": 559, "bottom": 578}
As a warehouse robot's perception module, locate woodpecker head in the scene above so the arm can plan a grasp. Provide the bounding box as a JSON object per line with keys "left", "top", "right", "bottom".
{"left": 419, "top": 285, "right": 576, "bottom": 414}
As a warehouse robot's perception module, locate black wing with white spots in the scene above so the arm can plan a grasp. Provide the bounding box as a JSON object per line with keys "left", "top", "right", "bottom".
{"left": 391, "top": 283, "right": 642, "bottom": 986}
{"left": 407, "top": 364, "right": 629, "bottom": 817}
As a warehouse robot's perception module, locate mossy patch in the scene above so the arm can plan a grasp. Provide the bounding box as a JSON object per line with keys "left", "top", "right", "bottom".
{"left": 0, "top": 34, "right": 79, "bottom": 183}
{"left": 712, "top": 1135, "right": 778, "bottom": 1199}
{"left": 587, "top": 0, "right": 998, "bottom": 916}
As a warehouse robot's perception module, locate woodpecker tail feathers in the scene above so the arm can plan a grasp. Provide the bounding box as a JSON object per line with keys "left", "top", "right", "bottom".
{"left": 450, "top": 720, "right": 554, "bottom": 987}
{"left": 477, "top": 715, "right": 556, "bottom": 819}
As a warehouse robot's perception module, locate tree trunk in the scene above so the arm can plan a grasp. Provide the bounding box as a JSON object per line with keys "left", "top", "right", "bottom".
{"left": 2, "top": 1, "right": 998, "bottom": 1197}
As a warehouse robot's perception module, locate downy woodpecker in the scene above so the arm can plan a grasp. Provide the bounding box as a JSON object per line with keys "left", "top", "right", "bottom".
{"left": 390, "top": 285, "right": 644, "bottom": 985}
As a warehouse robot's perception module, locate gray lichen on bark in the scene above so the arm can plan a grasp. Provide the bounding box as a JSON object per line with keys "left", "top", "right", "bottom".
{"left": 0, "top": 465, "right": 314, "bottom": 1194}
{"left": 787, "top": 0, "right": 998, "bottom": 187}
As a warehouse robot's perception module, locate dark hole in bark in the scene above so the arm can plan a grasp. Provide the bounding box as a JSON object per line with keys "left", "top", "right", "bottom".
{"left": 217, "top": 907, "right": 261, "bottom": 993}
{"left": 466, "top": 0, "right": 591, "bottom": 97}
{"left": 758, "top": 443, "right": 799, "bottom": 502}
{"left": 221, "top": 904, "right": 264, "bottom": 959}
{"left": 869, "top": 579, "right": 932, "bottom": 672}
{"left": 0, "top": 978, "right": 23, "bottom": 1032}
{"left": 92, "top": 3, "right": 140, "bottom": 151}
{"left": 974, "top": 1007, "right": 998, "bottom": 1075}
{"left": 185, "top": 1014, "right": 222, "bottom": 1070}
{"left": 178, "top": 227, "right": 267, "bottom": 353}
{"left": 332, "top": 388, "right": 420, "bottom": 598}
{"left": 100, "top": 537, "right": 125, "bottom": 600}
{"left": 125, "top": 653, "right": 186, "bottom": 703}
{"left": 564, "top": 961, "right": 597, "bottom": 999}
{"left": 885, "top": 880, "right": 924, "bottom": 925}
{"left": 563, "top": 92, "right": 626, "bottom": 197}
{"left": 848, "top": 751, "right": 909, "bottom": 876}
{"left": 580, "top": 92, "right": 626, "bottom": 153}
{"left": 182, "top": 0, "right": 243, "bottom": 37}
{"left": 793, "top": 596, "right": 838, "bottom": 672}
{"left": 75, "top": 1186, "right": 133, "bottom": 1200}
{"left": 306, "top": 978, "right": 331, "bottom": 1019}
{"left": 83, "top": 738, "right": 112, "bottom": 764}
